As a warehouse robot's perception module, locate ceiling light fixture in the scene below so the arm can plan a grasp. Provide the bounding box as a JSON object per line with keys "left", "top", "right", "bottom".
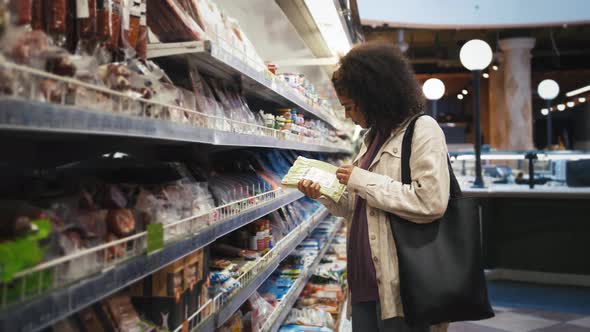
{"left": 457, "top": 94, "right": 464, "bottom": 100}
{"left": 462, "top": 89, "right": 468, "bottom": 95}
{"left": 482, "top": 73, "right": 489, "bottom": 78}
{"left": 579, "top": 97, "right": 586, "bottom": 103}
{"left": 304, "top": 0, "right": 352, "bottom": 57}
{"left": 567, "top": 101, "right": 575, "bottom": 108}
{"left": 541, "top": 109, "right": 549, "bottom": 116}
{"left": 557, "top": 104, "right": 566, "bottom": 111}
{"left": 492, "top": 65, "right": 498, "bottom": 71}
{"left": 566, "top": 84, "right": 590, "bottom": 97}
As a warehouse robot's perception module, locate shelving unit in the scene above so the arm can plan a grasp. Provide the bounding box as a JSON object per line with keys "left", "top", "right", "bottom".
{"left": 0, "top": 1, "right": 355, "bottom": 331}
{"left": 147, "top": 40, "right": 343, "bottom": 130}
{"left": 262, "top": 218, "right": 343, "bottom": 332}
{"left": 175, "top": 208, "right": 334, "bottom": 332}
{"left": 0, "top": 190, "right": 305, "bottom": 332}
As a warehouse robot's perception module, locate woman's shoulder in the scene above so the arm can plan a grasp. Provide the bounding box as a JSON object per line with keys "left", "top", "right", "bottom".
{"left": 413, "top": 115, "right": 447, "bottom": 145}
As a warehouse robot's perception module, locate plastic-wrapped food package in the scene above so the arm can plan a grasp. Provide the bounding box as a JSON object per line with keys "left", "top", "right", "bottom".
{"left": 146, "top": 0, "right": 205, "bottom": 43}
{"left": 191, "top": 0, "right": 226, "bottom": 40}
{"left": 10, "top": 0, "right": 32, "bottom": 26}
{"left": 283, "top": 308, "right": 335, "bottom": 328}
{"left": 282, "top": 157, "right": 346, "bottom": 203}
{"left": 96, "top": 0, "right": 121, "bottom": 52}
{"left": 102, "top": 293, "right": 142, "bottom": 332}
{"left": 135, "top": 0, "right": 146, "bottom": 61}
{"left": 248, "top": 292, "right": 274, "bottom": 332}
{"left": 76, "top": 0, "right": 97, "bottom": 46}
{"left": 45, "top": 0, "right": 68, "bottom": 45}
{"left": 31, "top": 0, "right": 44, "bottom": 30}
{"left": 190, "top": 66, "right": 229, "bottom": 130}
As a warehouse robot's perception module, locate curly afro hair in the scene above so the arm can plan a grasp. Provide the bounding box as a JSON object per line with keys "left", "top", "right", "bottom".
{"left": 332, "top": 42, "right": 425, "bottom": 137}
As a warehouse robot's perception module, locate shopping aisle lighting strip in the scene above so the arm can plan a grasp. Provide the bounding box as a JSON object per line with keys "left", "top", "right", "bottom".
{"left": 261, "top": 218, "right": 343, "bottom": 332}
{"left": 452, "top": 153, "right": 590, "bottom": 161}
{"left": 0, "top": 188, "right": 288, "bottom": 310}
{"left": 566, "top": 84, "right": 590, "bottom": 97}
{"left": 0, "top": 61, "right": 349, "bottom": 153}
{"left": 176, "top": 208, "right": 332, "bottom": 332}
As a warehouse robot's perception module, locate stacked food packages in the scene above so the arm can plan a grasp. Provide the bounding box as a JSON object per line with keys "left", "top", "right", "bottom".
{"left": 0, "top": 149, "right": 343, "bottom": 308}
{"left": 0, "top": 0, "right": 343, "bottom": 144}
{"left": 277, "top": 222, "right": 347, "bottom": 332}
{"left": 43, "top": 198, "right": 327, "bottom": 331}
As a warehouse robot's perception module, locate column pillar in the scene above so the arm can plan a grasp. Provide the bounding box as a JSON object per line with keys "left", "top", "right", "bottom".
{"left": 492, "top": 37, "right": 536, "bottom": 150}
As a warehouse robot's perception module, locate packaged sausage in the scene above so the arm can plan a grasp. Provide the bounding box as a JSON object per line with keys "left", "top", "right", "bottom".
{"left": 134, "top": 0, "right": 146, "bottom": 61}
{"left": 96, "top": 0, "right": 121, "bottom": 52}
{"left": 127, "top": 0, "right": 140, "bottom": 48}
{"left": 10, "top": 0, "right": 32, "bottom": 26}
{"left": 31, "top": 0, "right": 44, "bottom": 30}
{"left": 76, "top": 0, "right": 97, "bottom": 41}
{"left": 45, "top": 0, "right": 68, "bottom": 45}
{"left": 107, "top": 208, "right": 135, "bottom": 237}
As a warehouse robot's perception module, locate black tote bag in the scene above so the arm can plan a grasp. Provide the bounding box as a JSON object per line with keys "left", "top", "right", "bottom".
{"left": 388, "top": 114, "right": 494, "bottom": 325}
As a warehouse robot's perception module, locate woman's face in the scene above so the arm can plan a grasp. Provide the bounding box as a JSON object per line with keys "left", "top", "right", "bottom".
{"left": 338, "top": 94, "right": 369, "bottom": 128}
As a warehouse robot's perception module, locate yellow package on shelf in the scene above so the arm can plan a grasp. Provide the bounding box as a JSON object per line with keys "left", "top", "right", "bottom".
{"left": 281, "top": 157, "right": 346, "bottom": 203}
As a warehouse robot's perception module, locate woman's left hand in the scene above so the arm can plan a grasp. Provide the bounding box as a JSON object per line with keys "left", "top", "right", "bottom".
{"left": 336, "top": 165, "right": 354, "bottom": 185}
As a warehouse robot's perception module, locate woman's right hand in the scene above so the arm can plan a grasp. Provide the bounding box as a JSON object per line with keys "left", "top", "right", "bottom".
{"left": 298, "top": 179, "right": 322, "bottom": 199}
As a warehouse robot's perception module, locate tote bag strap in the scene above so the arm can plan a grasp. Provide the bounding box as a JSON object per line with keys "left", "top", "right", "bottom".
{"left": 400, "top": 114, "right": 463, "bottom": 198}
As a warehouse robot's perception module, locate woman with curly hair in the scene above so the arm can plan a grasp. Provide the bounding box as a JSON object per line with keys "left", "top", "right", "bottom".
{"left": 298, "top": 42, "right": 450, "bottom": 332}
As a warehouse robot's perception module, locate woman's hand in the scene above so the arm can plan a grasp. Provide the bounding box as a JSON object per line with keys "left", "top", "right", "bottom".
{"left": 336, "top": 165, "right": 354, "bottom": 185}
{"left": 297, "top": 179, "right": 322, "bottom": 199}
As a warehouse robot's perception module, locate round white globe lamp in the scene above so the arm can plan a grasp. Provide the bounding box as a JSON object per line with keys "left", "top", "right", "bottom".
{"left": 537, "top": 79, "right": 559, "bottom": 100}
{"left": 423, "top": 78, "right": 445, "bottom": 100}
{"left": 459, "top": 39, "right": 493, "bottom": 71}
{"left": 423, "top": 78, "right": 445, "bottom": 120}
{"left": 537, "top": 79, "right": 560, "bottom": 150}
{"left": 459, "top": 39, "right": 492, "bottom": 188}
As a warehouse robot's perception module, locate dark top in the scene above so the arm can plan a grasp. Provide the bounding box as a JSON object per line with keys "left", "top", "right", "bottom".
{"left": 348, "top": 131, "right": 388, "bottom": 304}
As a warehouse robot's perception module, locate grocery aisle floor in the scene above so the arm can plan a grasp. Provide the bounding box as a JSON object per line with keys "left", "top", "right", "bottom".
{"left": 449, "top": 306, "right": 590, "bottom": 331}
{"left": 449, "top": 281, "right": 590, "bottom": 331}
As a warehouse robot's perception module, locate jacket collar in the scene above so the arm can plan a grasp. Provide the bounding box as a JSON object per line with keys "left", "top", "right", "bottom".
{"left": 353, "top": 114, "right": 420, "bottom": 169}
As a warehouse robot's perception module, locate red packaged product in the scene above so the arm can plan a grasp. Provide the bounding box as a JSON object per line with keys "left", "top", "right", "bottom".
{"left": 45, "top": 0, "right": 67, "bottom": 34}
{"left": 76, "top": 0, "right": 97, "bottom": 40}
{"left": 128, "top": 0, "right": 141, "bottom": 48}
{"left": 107, "top": 208, "right": 136, "bottom": 237}
{"left": 135, "top": 0, "right": 146, "bottom": 61}
{"left": 31, "top": 0, "right": 45, "bottom": 30}
{"left": 96, "top": 0, "right": 121, "bottom": 51}
{"left": 10, "top": 0, "right": 32, "bottom": 26}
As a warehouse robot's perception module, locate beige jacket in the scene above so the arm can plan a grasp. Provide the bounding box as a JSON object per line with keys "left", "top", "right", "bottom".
{"left": 318, "top": 115, "right": 450, "bottom": 322}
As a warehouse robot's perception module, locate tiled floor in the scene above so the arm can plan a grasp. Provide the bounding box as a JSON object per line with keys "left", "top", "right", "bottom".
{"left": 448, "top": 306, "right": 590, "bottom": 332}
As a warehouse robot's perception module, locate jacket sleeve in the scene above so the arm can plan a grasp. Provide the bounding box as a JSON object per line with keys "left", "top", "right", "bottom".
{"left": 316, "top": 190, "right": 353, "bottom": 219}
{"left": 346, "top": 117, "right": 450, "bottom": 223}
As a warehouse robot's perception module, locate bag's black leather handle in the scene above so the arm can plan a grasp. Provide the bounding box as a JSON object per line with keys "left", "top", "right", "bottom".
{"left": 400, "top": 114, "right": 463, "bottom": 198}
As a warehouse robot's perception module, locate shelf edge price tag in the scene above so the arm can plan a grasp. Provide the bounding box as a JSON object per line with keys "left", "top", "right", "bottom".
{"left": 147, "top": 223, "right": 164, "bottom": 254}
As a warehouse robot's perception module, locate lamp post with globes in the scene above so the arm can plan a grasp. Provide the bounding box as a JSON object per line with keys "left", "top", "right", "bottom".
{"left": 422, "top": 78, "right": 445, "bottom": 120}
{"left": 537, "top": 79, "right": 560, "bottom": 150}
{"left": 460, "top": 39, "right": 493, "bottom": 188}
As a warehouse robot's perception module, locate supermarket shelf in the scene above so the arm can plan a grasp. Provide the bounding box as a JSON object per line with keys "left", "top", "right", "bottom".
{"left": 214, "top": 208, "right": 330, "bottom": 328}
{"left": 266, "top": 218, "right": 342, "bottom": 332}
{"left": 147, "top": 41, "right": 342, "bottom": 130}
{"left": 0, "top": 98, "right": 351, "bottom": 154}
{"left": 0, "top": 190, "right": 304, "bottom": 332}
{"left": 278, "top": 208, "right": 330, "bottom": 262}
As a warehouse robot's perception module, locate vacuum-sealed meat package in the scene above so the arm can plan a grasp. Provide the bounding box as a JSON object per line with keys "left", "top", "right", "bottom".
{"left": 45, "top": 0, "right": 68, "bottom": 45}
{"left": 10, "top": 0, "right": 32, "bottom": 26}
{"left": 147, "top": 0, "right": 205, "bottom": 42}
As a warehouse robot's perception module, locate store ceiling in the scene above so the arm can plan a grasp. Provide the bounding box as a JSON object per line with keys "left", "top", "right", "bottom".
{"left": 363, "top": 25, "right": 590, "bottom": 74}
